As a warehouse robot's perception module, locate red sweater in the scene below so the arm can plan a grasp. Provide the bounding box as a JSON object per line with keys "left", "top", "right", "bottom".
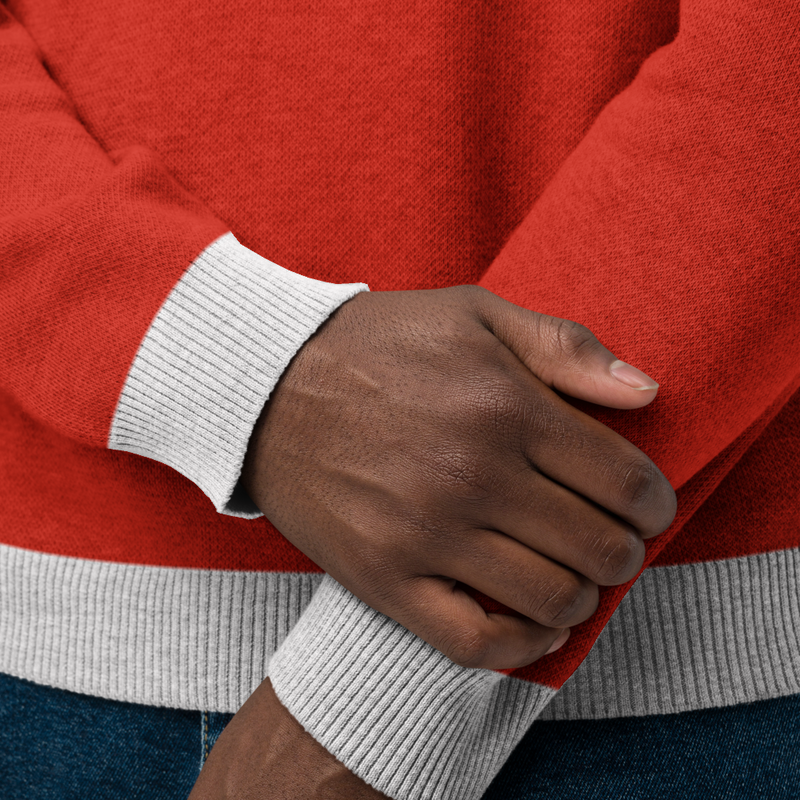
{"left": 1, "top": 0, "right": 798, "bottom": 798}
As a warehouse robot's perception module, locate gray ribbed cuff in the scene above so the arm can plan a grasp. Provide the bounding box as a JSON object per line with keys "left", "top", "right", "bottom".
{"left": 108, "top": 232, "right": 368, "bottom": 517}
{"left": 269, "top": 576, "right": 554, "bottom": 800}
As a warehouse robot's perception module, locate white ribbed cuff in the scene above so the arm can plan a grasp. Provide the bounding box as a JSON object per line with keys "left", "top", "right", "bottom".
{"left": 269, "top": 576, "right": 554, "bottom": 800}
{"left": 108, "top": 232, "right": 368, "bottom": 516}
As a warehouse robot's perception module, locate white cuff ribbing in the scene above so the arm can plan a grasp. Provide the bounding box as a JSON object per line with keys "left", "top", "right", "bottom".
{"left": 269, "top": 576, "right": 554, "bottom": 800}
{"left": 108, "top": 232, "right": 368, "bottom": 516}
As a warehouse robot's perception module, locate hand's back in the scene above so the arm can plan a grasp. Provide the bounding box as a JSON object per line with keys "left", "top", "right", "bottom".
{"left": 242, "top": 285, "right": 677, "bottom": 669}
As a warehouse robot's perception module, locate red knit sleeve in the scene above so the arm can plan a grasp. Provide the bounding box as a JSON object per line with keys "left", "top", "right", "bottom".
{"left": 478, "top": 0, "right": 800, "bottom": 686}
{"left": 0, "top": 6, "right": 228, "bottom": 445}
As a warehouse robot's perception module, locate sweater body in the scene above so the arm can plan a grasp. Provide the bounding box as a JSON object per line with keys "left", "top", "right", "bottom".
{"left": 1, "top": 0, "right": 799, "bottom": 797}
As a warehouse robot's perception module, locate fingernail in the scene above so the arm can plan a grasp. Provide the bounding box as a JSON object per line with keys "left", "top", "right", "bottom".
{"left": 545, "top": 628, "right": 570, "bottom": 655}
{"left": 610, "top": 360, "right": 659, "bottom": 391}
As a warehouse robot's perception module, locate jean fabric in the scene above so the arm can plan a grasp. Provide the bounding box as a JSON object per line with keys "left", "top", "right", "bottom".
{"left": 483, "top": 694, "right": 800, "bottom": 799}
{"left": 1, "top": 671, "right": 798, "bottom": 799}
{"left": 0, "top": 672, "right": 233, "bottom": 799}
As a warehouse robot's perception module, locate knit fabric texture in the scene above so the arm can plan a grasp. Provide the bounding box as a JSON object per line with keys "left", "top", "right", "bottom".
{"left": 1, "top": 0, "right": 798, "bottom": 797}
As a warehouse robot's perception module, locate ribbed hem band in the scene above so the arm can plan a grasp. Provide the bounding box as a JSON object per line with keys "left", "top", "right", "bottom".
{"left": 542, "top": 546, "right": 800, "bottom": 720}
{"left": 0, "top": 544, "right": 797, "bottom": 798}
{"left": 0, "top": 544, "right": 321, "bottom": 711}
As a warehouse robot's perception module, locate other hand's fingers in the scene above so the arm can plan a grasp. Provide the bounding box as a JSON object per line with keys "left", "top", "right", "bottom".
{"left": 520, "top": 383, "right": 677, "bottom": 538}
{"left": 426, "top": 530, "right": 600, "bottom": 629}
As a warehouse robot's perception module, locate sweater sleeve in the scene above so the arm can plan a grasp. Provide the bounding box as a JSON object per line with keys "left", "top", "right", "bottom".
{"left": 0, "top": 6, "right": 366, "bottom": 515}
{"left": 268, "top": 2, "right": 800, "bottom": 798}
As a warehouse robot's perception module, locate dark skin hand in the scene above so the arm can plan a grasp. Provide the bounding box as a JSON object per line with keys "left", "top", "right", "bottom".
{"left": 194, "top": 286, "right": 677, "bottom": 799}
{"left": 241, "top": 286, "right": 676, "bottom": 669}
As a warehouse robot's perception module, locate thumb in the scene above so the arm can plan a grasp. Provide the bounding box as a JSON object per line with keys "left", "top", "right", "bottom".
{"left": 478, "top": 297, "right": 659, "bottom": 410}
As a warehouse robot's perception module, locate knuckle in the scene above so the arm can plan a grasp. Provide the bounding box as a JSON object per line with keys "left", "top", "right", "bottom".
{"left": 592, "top": 532, "right": 644, "bottom": 585}
{"left": 551, "top": 317, "right": 599, "bottom": 362}
{"left": 444, "top": 628, "right": 493, "bottom": 669}
{"left": 348, "top": 548, "right": 405, "bottom": 604}
{"left": 455, "top": 283, "right": 492, "bottom": 308}
{"left": 616, "top": 457, "right": 660, "bottom": 513}
{"left": 532, "top": 576, "right": 590, "bottom": 627}
{"left": 429, "top": 447, "right": 493, "bottom": 503}
{"left": 472, "top": 379, "right": 531, "bottom": 435}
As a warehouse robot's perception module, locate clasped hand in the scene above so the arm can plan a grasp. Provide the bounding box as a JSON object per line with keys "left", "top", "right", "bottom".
{"left": 242, "top": 286, "right": 677, "bottom": 668}
{"left": 193, "top": 286, "right": 677, "bottom": 799}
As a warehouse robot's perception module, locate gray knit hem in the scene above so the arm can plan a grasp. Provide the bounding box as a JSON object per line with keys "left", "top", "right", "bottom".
{"left": 0, "top": 544, "right": 323, "bottom": 711}
{"left": 108, "top": 232, "right": 368, "bottom": 517}
{"left": 541, "top": 546, "right": 800, "bottom": 720}
{"left": 2, "top": 543, "right": 798, "bottom": 799}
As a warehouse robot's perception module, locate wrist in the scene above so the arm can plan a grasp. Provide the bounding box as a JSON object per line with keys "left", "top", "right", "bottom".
{"left": 189, "top": 677, "right": 389, "bottom": 800}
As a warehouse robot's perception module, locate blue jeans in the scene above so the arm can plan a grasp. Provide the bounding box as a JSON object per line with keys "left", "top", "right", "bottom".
{"left": 1, "top": 671, "right": 798, "bottom": 799}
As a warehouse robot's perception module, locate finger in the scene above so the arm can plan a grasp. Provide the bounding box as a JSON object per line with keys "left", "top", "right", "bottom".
{"left": 474, "top": 291, "right": 660, "bottom": 410}
{"left": 389, "top": 576, "right": 570, "bottom": 670}
{"left": 522, "top": 383, "right": 677, "bottom": 538}
{"left": 427, "top": 531, "right": 600, "bottom": 629}
{"left": 482, "top": 465, "right": 646, "bottom": 585}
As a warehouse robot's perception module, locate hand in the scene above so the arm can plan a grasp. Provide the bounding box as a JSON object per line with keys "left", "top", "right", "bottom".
{"left": 242, "top": 286, "right": 676, "bottom": 669}
{"left": 188, "top": 677, "right": 389, "bottom": 800}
